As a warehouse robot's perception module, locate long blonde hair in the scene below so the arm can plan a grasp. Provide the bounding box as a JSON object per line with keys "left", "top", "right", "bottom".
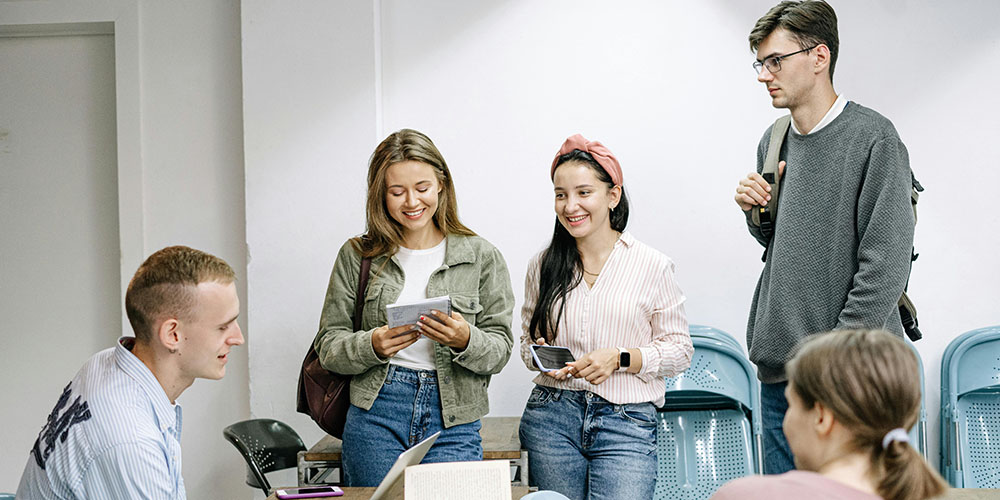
{"left": 353, "top": 129, "right": 474, "bottom": 258}
{"left": 787, "top": 330, "right": 947, "bottom": 500}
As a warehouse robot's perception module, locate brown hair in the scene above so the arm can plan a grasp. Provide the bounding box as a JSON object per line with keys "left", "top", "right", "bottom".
{"left": 125, "top": 245, "right": 235, "bottom": 342}
{"left": 354, "top": 128, "right": 474, "bottom": 258}
{"left": 787, "top": 330, "right": 947, "bottom": 500}
{"left": 749, "top": 1, "right": 839, "bottom": 82}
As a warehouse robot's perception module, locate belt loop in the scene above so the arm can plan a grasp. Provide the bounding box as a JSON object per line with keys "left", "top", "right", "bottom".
{"left": 385, "top": 363, "right": 397, "bottom": 384}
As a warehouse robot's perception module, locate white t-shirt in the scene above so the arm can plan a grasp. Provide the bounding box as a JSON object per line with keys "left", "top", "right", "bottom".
{"left": 389, "top": 238, "right": 447, "bottom": 371}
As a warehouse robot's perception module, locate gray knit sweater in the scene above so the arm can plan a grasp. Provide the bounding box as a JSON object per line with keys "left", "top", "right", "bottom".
{"left": 745, "top": 102, "right": 914, "bottom": 383}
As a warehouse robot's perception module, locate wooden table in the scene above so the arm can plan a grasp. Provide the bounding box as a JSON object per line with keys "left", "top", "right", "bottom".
{"left": 297, "top": 416, "right": 528, "bottom": 487}
{"left": 266, "top": 487, "right": 997, "bottom": 500}
{"left": 939, "top": 490, "right": 1000, "bottom": 499}
{"left": 267, "top": 486, "right": 531, "bottom": 500}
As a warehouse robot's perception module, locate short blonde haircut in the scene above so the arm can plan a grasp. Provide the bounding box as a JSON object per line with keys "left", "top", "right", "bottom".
{"left": 125, "top": 246, "right": 235, "bottom": 342}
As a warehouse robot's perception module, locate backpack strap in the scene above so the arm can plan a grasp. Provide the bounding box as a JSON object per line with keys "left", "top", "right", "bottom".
{"left": 353, "top": 258, "right": 372, "bottom": 331}
{"left": 751, "top": 114, "right": 792, "bottom": 240}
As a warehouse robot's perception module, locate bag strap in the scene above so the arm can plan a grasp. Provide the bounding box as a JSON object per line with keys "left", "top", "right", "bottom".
{"left": 353, "top": 258, "right": 372, "bottom": 332}
{"left": 751, "top": 114, "right": 792, "bottom": 240}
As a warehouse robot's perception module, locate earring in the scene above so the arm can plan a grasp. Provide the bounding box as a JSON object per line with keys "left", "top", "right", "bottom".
{"left": 168, "top": 347, "right": 178, "bottom": 354}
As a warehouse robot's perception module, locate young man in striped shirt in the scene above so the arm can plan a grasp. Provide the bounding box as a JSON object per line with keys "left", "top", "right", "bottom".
{"left": 17, "top": 246, "right": 244, "bottom": 499}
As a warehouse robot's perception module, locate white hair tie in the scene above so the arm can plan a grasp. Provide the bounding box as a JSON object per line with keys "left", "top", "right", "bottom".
{"left": 881, "top": 428, "right": 910, "bottom": 449}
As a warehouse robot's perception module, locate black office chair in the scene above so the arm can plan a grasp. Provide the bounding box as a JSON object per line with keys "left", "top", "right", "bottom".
{"left": 223, "top": 418, "right": 307, "bottom": 496}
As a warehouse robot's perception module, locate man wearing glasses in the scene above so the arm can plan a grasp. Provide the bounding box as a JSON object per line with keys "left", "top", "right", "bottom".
{"left": 733, "top": 1, "right": 915, "bottom": 474}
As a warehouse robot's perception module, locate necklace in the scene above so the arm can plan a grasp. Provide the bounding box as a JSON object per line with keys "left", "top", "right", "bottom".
{"left": 583, "top": 269, "right": 600, "bottom": 276}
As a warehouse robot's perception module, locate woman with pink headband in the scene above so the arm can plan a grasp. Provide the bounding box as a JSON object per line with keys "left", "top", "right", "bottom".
{"left": 518, "top": 134, "right": 694, "bottom": 499}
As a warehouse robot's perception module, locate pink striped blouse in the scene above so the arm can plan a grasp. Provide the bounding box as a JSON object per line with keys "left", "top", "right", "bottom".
{"left": 520, "top": 232, "right": 693, "bottom": 406}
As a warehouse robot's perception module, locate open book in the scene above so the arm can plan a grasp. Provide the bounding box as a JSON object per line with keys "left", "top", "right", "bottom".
{"left": 403, "top": 460, "right": 511, "bottom": 500}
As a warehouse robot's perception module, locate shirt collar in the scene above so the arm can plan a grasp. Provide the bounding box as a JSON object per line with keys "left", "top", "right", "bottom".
{"left": 443, "top": 234, "right": 476, "bottom": 266}
{"left": 617, "top": 231, "right": 635, "bottom": 248}
{"left": 791, "top": 94, "right": 848, "bottom": 135}
{"left": 115, "top": 337, "right": 180, "bottom": 434}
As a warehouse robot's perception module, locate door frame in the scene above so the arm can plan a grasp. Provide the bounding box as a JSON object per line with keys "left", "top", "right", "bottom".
{"left": 1, "top": 1, "right": 142, "bottom": 336}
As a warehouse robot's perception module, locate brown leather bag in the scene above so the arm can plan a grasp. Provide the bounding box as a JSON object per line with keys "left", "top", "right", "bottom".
{"left": 296, "top": 257, "right": 371, "bottom": 438}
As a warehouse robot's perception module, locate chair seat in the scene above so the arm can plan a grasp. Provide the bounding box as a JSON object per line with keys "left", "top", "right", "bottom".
{"left": 654, "top": 409, "right": 752, "bottom": 500}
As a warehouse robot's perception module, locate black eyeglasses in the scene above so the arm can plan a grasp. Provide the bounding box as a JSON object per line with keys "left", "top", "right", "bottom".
{"left": 753, "top": 45, "right": 818, "bottom": 74}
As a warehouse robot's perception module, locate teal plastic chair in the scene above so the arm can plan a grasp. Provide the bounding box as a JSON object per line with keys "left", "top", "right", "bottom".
{"left": 223, "top": 419, "right": 307, "bottom": 496}
{"left": 939, "top": 326, "right": 1000, "bottom": 487}
{"left": 655, "top": 326, "right": 761, "bottom": 500}
{"left": 0, "top": 494, "right": 15, "bottom": 499}
{"left": 905, "top": 338, "right": 927, "bottom": 458}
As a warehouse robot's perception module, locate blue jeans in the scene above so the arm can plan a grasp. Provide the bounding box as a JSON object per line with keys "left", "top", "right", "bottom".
{"left": 518, "top": 385, "right": 657, "bottom": 500}
{"left": 341, "top": 364, "right": 483, "bottom": 486}
{"left": 761, "top": 381, "right": 795, "bottom": 474}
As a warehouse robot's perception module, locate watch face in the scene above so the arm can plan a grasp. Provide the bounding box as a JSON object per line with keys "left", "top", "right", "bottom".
{"left": 620, "top": 351, "right": 631, "bottom": 368}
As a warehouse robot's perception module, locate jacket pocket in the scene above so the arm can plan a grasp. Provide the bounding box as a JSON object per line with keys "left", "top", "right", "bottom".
{"left": 451, "top": 294, "right": 484, "bottom": 325}
{"left": 361, "top": 282, "right": 385, "bottom": 329}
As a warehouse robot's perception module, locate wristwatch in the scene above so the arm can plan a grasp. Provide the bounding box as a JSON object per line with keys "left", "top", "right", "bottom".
{"left": 618, "top": 347, "right": 631, "bottom": 371}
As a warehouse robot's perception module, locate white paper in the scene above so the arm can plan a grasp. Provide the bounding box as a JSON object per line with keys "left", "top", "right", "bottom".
{"left": 386, "top": 295, "right": 451, "bottom": 328}
{"left": 403, "top": 460, "right": 511, "bottom": 500}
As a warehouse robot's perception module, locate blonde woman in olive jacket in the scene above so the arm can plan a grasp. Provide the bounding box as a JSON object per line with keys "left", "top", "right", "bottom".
{"left": 313, "top": 129, "right": 515, "bottom": 487}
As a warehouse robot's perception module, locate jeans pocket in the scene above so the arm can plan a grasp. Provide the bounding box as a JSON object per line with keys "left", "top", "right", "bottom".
{"left": 618, "top": 402, "right": 658, "bottom": 428}
{"left": 525, "top": 385, "right": 556, "bottom": 408}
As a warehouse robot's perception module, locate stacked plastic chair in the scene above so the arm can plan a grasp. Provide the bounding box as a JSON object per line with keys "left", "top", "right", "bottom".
{"left": 654, "top": 325, "right": 761, "bottom": 500}
{"left": 939, "top": 325, "right": 1000, "bottom": 487}
{"left": 905, "top": 339, "right": 928, "bottom": 457}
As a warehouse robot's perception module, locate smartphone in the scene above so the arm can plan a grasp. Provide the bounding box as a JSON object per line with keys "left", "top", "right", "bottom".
{"left": 529, "top": 344, "right": 577, "bottom": 372}
{"left": 274, "top": 486, "right": 344, "bottom": 498}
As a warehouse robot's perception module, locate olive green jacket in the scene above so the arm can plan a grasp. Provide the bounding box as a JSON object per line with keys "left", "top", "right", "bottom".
{"left": 313, "top": 234, "right": 515, "bottom": 427}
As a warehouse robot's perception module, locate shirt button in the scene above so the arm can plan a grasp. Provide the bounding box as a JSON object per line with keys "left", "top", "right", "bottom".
{"left": 449, "top": 415, "right": 456, "bottom": 423}
{"left": 443, "top": 376, "right": 451, "bottom": 384}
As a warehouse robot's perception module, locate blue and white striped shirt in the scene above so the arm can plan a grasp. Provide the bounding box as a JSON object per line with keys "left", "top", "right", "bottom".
{"left": 17, "top": 337, "right": 186, "bottom": 499}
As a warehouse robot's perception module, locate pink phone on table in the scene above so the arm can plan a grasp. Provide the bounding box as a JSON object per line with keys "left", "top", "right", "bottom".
{"left": 274, "top": 486, "right": 344, "bottom": 498}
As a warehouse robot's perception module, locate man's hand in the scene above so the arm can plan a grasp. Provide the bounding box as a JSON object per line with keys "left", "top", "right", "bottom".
{"left": 734, "top": 161, "right": 786, "bottom": 211}
{"left": 372, "top": 325, "right": 420, "bottom": 359}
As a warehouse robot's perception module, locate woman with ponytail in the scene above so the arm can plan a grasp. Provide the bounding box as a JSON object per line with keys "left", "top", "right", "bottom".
{"left": 711, "top": 329, "right": 948, "bottom": 500}
{"left": 518, "top": 134, "right": 693, "bottom": 500}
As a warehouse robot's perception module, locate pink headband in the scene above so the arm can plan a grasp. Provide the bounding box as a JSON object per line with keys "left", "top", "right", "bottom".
{"left": 550, "top": 134, "right": 623, "bottom": 186}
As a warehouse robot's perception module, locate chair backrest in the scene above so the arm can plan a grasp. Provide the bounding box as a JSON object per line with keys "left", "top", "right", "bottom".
{"left": 663, "top": 336, "right": 759, "bottom": 421}
{"left": 656, "top": 326, "right": 762, "bottom": 499}
{"left": 654, "top": 409, "right": 753, "bottom": 500}
{"left": 941, "top": 327, "right": 1000, "bottom": 487}
{"left": 223, "top": 418, "right": 307, "bottom": 495}
{"left": 904, "top": 339, "right": 927, "bottom": 458}
{"left": 689, "top": 324, "right": 742, "bottom": 350}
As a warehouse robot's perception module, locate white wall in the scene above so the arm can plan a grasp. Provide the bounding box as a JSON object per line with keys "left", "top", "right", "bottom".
{"left": 0, "top": 1, "right": 249, "bottom": 497}
{"left": 138, "top": 0, "right": 250, "bottom": 497}
{"left": 244, "top": 0, "right": 1000, "bottom": 474}
{"left": 0, "top": 33, "right": 120, "bottom": 491}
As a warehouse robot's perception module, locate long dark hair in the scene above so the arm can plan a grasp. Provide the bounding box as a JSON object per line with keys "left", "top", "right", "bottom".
{"left": 528, "top": 150, "right": 629, "bottom": 342}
